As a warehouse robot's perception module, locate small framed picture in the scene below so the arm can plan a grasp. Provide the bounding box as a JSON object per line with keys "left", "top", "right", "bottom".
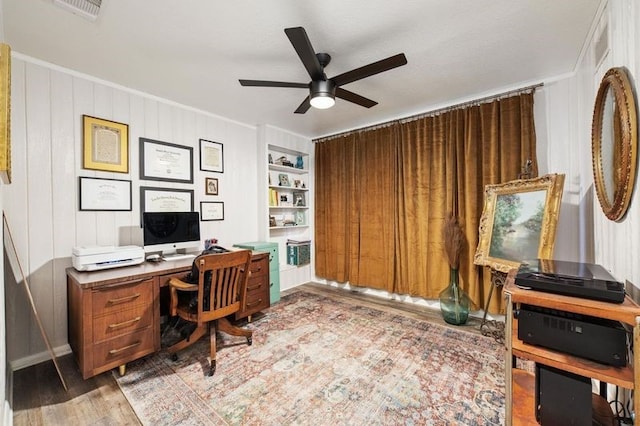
{"left": 205, "top": 177, "right": 218, "bottom": 195}
{"left": 278, "top": 174, "right": 290, "bottom": 187}
{"left": 293, "top": 191, "right": 306, "bottom": 207}
{"left": 295, "top": 210, "right": 305, "bottom": 225}
{"left": 200, "top": 201, "right": 224, "bottom": 221}
{"left": 293, "top": 179, "right": 302, "bottom": 188}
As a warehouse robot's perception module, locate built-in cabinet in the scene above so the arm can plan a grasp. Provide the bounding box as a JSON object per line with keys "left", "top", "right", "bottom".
{"left": 504, "top": 271, "right": 640, "bottom": 425}
{"left": 267, "top": 144, "right": 310, "bottom": 231}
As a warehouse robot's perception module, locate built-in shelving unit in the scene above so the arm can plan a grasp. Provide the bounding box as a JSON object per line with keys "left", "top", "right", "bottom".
{"left": 267, "top": 145, "right": 310, "bottom": 231}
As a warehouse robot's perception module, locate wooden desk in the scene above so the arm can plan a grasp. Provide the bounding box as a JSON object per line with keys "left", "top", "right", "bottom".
{"left": 67, "top": 251, "right": 269, "bottom": 379}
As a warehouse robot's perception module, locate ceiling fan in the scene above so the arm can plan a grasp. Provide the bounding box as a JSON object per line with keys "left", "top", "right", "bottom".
{"left": 239, "top": 27, "right": 408, "bottom": 114}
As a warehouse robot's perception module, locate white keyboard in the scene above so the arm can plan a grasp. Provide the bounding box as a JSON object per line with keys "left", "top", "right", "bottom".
{"left": 162, "top": 253, "right": 196, "bottom": 262}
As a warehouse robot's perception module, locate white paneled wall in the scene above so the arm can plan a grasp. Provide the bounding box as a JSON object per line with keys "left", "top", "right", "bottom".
{"left": 538, "top": 0, "right": 640, "bottom": 289}
{"left": 5, "top": 55, "right": 264, "bottom": 367}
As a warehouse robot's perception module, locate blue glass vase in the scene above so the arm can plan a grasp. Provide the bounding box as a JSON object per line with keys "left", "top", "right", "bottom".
{"left": 295, "top": 156, "right": 304, "bottom": 169}
{"left": 439, "top": 268, "right": 470, "bottom": 325}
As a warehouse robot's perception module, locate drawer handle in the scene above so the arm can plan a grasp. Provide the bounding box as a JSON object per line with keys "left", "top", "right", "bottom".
{"left": 247, "top": 299, "right": 262, "bottom": 308}
{"left": 109, "top": 341, "right": 141, "bottom": 355}
{"left": 107, "top": 293, "right": 141, "bottom": 305}
{"left": 247, "top": 284, "right": 262, "bottom": 291}
{"left": 100, "top": 279, "right": 145, "bottom": 289}
{"left": 108, "top": 316, "right": 141, "bottom": 329}
{"left": 253, "top": 266, "right": 262, "bottom": 272}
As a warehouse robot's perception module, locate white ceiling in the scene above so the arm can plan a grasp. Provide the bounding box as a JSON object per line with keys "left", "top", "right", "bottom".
{"left": 4, "top": 0, "right": 601, "bottom": 139}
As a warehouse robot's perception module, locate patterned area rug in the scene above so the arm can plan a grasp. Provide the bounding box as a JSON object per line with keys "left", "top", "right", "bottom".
{"left": 114, "top": 291, "right": 505, "bottom": 425}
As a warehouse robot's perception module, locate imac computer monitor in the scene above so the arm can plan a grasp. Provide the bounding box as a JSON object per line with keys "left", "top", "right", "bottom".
{"left": 142, "top": 211, "right": 201, "bottom": 259}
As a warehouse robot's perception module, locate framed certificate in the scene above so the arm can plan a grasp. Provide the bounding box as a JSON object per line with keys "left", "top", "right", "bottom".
{"left": 140, "top": 186, "right": 194, "bottom": 213}
{"left": 200, "top": 201, "right": 224, "bottom": 221}
{"left": 79, "top": 177, "right": 132, "bottom": 211}
{"left": 140, "top": 138, "right": 193, "bottom": 183}
{"left": 199, "top": 139, "right": 224, "bottom": 173}
{"left": 83, "top": 115, "right": 129, "bottom": 173}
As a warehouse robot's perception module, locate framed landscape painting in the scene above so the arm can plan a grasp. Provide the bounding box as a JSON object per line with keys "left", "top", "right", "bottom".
{"left": 473, "top": 174, "right": 565, "bottom": 273}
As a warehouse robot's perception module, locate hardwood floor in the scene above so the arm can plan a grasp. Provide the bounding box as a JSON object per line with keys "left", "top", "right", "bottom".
{"left": 12, "top": 283, "right": 487, "bottom": 425}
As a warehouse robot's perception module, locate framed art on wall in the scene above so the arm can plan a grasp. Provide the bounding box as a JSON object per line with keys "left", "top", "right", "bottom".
{"left": 79, "top": 177, "right": 132, "bottom": 211}
{"left": 199, "top": 139, "right": 224, "bottom": 173}
{"left": 205, "top": 177, "right": 219, "bottom": 195}
{"left": 83, "top": 115, "right": 129, "bottom": 173}
{"left": 0, "top": 43, "right": 11, "bottom": 184}
{"left": 140, "top": 138, "right": 194, "bottom": 183}
{"left": 473, "top": 174, "right": 565, "bottom": 273}
{"left": 200, "top": 201, "right": 224, "bottom": 221}
{"left": 140, "top": 186, "right": 194, "bottom": 212}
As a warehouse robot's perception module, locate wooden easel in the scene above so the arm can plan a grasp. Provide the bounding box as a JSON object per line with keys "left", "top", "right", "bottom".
{"left": 3, "top": 212, "right": 68, "bottom": 391}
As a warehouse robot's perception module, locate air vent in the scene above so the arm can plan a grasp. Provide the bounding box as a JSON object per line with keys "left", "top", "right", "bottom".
{"left": 53, "top": 0, "right": 102, "bottom": 21}
{"left": 594, "top": 23, "right": 609, "bottom": 68}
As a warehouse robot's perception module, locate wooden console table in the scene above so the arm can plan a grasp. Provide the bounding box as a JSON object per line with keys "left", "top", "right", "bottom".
{"left": 67, "top": 251, "right": 269, "bottom": 379}
{"left": 504, "top": 269, "right": 640, "bottom": 425}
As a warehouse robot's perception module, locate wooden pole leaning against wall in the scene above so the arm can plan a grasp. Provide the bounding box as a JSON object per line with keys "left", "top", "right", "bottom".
{"left": 3, "top": 212, "right": 68, "bottom": 391}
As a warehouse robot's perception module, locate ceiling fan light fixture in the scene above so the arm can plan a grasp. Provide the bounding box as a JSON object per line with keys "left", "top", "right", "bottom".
{"left": 310, "top": 80, "right": 336, "bottom": 109}
{"left": 310, "top": 94, "right": 335, "bottom": 109}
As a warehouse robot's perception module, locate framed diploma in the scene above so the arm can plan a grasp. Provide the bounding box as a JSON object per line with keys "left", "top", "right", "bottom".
{"left": 83, "top": 115, "right": 129, "bottom": 173}
{"left": 199, "top": 139, "right": 224, "bottom": 173}
{"left": 140, "top": 186, "right": 194, "bottom": 213}
{"left": 79, "top": 177, "right": 132, "bottom": 211}
{"left": 140, "top": 138, "right": 194, "bottom": 183}
{"left": 200, "top": 201, "right": 224, "bottom": 221}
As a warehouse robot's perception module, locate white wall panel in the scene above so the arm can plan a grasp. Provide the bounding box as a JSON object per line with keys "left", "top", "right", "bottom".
{"left": 6, "top": 57, "right": 265, "bottom": 366}
{"left": 25, "top": 62, "right": 54, "bottom": 354}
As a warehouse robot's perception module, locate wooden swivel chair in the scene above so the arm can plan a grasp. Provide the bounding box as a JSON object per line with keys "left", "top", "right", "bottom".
{"left": 167, "top": 250, "right": 253, "bottom": 376}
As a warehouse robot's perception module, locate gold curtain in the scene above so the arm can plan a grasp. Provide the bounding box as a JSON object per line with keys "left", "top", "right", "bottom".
{"left": 315, "top": 125, "right": 398, "bottom": 289}
{"left": 315, "top": 93, "right": 537, "bottom": 312}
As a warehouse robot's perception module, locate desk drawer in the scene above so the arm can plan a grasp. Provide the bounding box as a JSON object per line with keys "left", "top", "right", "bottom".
{"left": 244, "top": 275, "right": 269, "bottom": 313}
{"left": 249, "top": 256, "right": 268, "bottom": 278}
{"left": 92, "top": 278, "right": 154, "bottom": 314}
{"left": 93, "top": 328, "right": 155, "bottom": 370}
{"left": 93, "top": 306, "right": 154, "bottom": 343}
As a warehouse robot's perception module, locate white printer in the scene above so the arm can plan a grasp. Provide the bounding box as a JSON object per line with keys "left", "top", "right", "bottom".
{"left": 72, "top": 245, "right": 145, "bottom": 271}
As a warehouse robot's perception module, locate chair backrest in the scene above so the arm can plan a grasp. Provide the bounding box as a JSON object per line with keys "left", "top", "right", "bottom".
{"left": 193, "top": 250, "right": 252, "bottom": 323}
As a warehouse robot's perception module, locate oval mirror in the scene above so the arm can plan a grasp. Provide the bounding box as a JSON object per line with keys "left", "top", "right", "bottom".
{"left": 591, "top": 67, "right": 638, "bottom": 221}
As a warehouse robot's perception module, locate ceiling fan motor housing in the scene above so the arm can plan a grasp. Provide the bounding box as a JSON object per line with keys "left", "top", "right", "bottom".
{"left": 311, "top": 80, "right": 336, "bottom": 98}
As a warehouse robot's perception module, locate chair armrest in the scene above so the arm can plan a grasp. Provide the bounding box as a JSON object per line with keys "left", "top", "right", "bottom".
{"left": 168, "top": 278, "right": 198, "bottom": 292}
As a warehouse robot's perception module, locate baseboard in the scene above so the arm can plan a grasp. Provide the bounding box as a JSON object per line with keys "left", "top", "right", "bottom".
{"left": 3, "top": 367, "right": 12, "bottom": 426}
{"left": 10, "top": 344, "right": 72, "bottom": 372}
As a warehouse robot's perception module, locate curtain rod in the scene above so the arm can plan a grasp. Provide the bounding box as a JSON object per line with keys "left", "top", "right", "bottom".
{"left": 313, "top": 82, "right": 543, "bottom": 143}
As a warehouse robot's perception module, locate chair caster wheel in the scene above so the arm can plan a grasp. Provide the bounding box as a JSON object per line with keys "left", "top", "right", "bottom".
{"left": 247, "top": 336, "right": 252, "bottom": 346}
{"left": 170, "top": 353, "right": 178, "bottom": 362}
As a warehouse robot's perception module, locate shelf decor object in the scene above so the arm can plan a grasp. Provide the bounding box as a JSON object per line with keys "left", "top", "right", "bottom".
{"left": 139, "top": 138, "right": 193, "bottom": 183}
{"left": 200, "top": 139, "right": 224, "bottom": 173}
{"left": 591, "top": 67, "right": 638, "bottom": 222}
{"left": 79, "top": 176, "right": 132, "bottom": 211}
{"left": 83, "top": 115, "right": 129, "bottom": 173}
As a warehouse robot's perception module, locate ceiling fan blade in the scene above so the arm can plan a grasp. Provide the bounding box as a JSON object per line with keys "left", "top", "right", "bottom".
{"left": 294, "top": 96, "right": 311, "bottom": 114}
{"left": 331, "top": 53, "right": 407, "bottom": 87}
{"left": 336, "top": 87, "right": 378, "bottom": 108}
{"left": 284, "top": 27, "right": 325, "bottom": 81}
{"left": 239, "top": 79, "right": 308, "bottom": 88}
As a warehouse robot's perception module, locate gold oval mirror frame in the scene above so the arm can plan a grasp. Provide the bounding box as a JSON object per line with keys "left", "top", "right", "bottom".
{"left": 591, "top": 67, "right": 638, "bottom": 222}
